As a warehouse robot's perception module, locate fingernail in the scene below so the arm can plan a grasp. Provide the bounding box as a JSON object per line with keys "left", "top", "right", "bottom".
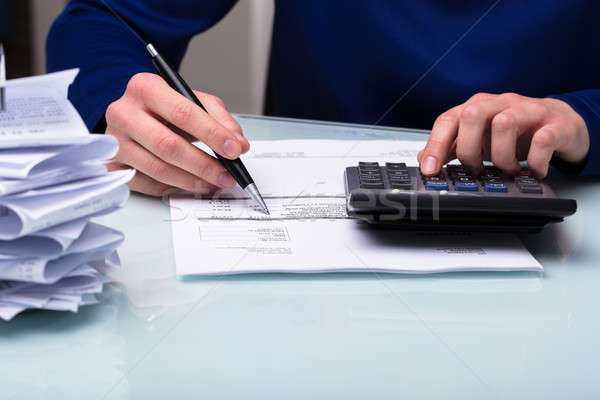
{"left": 422, "top": 156, "right": 437, "bottom": 174}
{"left": 224, "top": 139, "right": 241, "bottom": 158}
{"left": 218, "top": 171, "right": 235, "bottom": 188}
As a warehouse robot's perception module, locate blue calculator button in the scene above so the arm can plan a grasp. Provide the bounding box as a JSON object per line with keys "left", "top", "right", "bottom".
{"left": 455, "top": 181, "right": 478, "bottom": 191}
{"left": 425, "top": 181, "right": 449, "bottom": 191}
{"left": 484, "top": 182, "right": 507, "bottom": 192}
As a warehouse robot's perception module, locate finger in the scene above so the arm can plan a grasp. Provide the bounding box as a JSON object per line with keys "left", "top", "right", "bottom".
{"left": 489, "top": 111, "right": 522, "bottom": 174}
{"left": 129, "top": 171, "right": 174, "bottom": 197}
{"left": 194, "top": 91, "right": 250, "bottom": 153}
{"left": 464, "top": 92, "right": 496, "bottom": 104}
{"left": 116, "top": 109, "right": 235, "bottom": 188}
{"left": 420, "top": 106, "right": 462, "bottom": 175}
{"left": 115, "top": 138, "right": 226, "bottom": 192}
{"left": 527, "top": 124, "right": 561, "bottom": 178}
{"left": 456, "top": 99, "right": 509, "bottom": 174}
{"left": 128, "top": 73, "right": 244, "bottom": 160}
{"left": 107, "top": 160, "right": 172, "bottom": 196}
{"left": 490, "top": 104, "right": 546, "bottom": 174}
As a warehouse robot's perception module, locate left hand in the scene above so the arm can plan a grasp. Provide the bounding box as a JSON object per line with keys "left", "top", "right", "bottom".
{"left": 418, "top": 93, "right": 590, "bottom": 178}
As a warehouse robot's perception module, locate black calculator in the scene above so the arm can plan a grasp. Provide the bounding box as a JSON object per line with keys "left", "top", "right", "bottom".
{"left": 344, "top": 162, "right": 577, "bottom": 233}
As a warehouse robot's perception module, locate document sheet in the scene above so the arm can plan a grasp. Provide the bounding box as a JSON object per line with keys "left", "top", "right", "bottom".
{"left": 0, "top": 69, "right": 88, "bottom": 147}
{"left": 171, "top": 140, "right": 541, "bottom": 276}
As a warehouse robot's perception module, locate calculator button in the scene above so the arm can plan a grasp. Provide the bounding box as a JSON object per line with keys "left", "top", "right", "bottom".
{"left": 390, "top": 179, "right": 410, "bottom": 186}
{"left": 483, "top": 166, "right": 502, "bottom": 175}
{"left": 385, "top": 162, "right": 407, "bottom": 170}
{"left": 360, "top": 182, "right": 385, "bottom": 189}
{"left": 389, "top": 174, "right": 410, "bottom": 181}
{"left": 425, "top": 181, "right": 449, "bottom": 191}
{"left": 518, "top": 185, "right": 543, "bottom": 194}
{"left": 388, "top": 172, "right": 409, "bottom": 179}
{"left": 360, "top": 178, "right": 383, "bottom": 184}
{"left": 391, "top": 183, "right": 413, "bottom": 190}
{"left": 451, "top": 171, "right": 471, "bottom": 179}
{"left": 422, "top": 174, "right": 444, "bottom": 182}
{"left": 454, "top": 181, "right": 479, "bottom": 191}
{"left": 387, "top": 168, "right": 409, "bottom": 174}
{"left": 359, "top": 162, "right": 379, "bottom": 167}
{"left": 514, "top": 177, "right": 538, "bottom": 185}
{"left": 360, "top": 177, "right": 383, "bottom": 183}
{"left": 484, "top": 182, "right": 508, "bottom": 192}
{"left": 360, "top": 176, "right": 383, "bottom": 183}
{"left": 456, "top": 176, "right": 474, "bottom": 183}
{"left": 359, "top": 170, "right": 382, "bottom": 177}
{"left": 359, "top": 168, "right": 381, "bottom": 174}
{"left": 518, "top": 168, "right": 533, "bottom": 176}
{"left": 482, "top": 177, "right": 504, "bottom": 184}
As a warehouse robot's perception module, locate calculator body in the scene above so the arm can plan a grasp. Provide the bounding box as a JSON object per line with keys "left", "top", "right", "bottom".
{"left": 344, "top": 163, "right": 577, "bottom": 233}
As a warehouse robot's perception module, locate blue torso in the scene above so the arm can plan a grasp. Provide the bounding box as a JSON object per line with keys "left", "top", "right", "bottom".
{"left": 47, "top": 0, "right": 600, "bottom": 173}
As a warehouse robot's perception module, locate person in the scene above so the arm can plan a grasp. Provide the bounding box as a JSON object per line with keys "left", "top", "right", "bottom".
{"left": 47, "top": 1, "right": 599, "bottom": 196}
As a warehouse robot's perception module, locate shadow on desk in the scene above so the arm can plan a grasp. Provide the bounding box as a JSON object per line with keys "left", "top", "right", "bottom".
{"left": 0, "top": 286, "right": 122, "bottom": 335}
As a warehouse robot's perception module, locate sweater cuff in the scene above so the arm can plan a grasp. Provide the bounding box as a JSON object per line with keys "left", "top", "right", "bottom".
{"left": 548, "top": 91, "right": 600, "bottom": 176}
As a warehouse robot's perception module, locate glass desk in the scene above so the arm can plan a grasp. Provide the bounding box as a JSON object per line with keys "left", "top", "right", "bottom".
{"left": 2, "top": 115, "right": 599, "bottom": 399}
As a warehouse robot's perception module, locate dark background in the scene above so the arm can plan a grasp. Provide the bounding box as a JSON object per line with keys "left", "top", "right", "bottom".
{"left": 1, "top": 0, "right": 33, "bottom": 78}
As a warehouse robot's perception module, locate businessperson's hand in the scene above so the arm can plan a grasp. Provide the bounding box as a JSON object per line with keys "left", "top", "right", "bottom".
{"left": 418, "top": 93, "right": 590, "bottom": 178}
{"left": 104, "top": 73, "right": 250, "bottom": 196}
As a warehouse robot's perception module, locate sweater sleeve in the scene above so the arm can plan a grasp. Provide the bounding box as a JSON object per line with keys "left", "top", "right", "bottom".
{"left": 548, "top": 90, "right": 600, "bottom": 176}
{"left": 46, "top": 0, "right": 237, "bottom": 131}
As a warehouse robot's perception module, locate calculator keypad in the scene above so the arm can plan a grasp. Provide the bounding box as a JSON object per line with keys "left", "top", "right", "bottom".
{"left": 356, "top": 162, "right": 544, "bottom": 194}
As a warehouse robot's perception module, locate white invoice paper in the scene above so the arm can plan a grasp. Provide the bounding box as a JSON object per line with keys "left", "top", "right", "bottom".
{"left": 170, "top": 140, "right": 542, "bottom": 276}
{"left": 0, "top": 69, "right": 90, "bottom": 147}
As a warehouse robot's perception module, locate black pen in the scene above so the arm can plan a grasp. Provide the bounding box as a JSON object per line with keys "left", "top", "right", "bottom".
{"left": 146, "top": 44, "right": 269, "bottom": 214}
{"left": 101, "top": 0, "right": 268, "bottom": 214}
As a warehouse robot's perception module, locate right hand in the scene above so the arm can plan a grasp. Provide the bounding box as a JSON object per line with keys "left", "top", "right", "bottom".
{"left": 105, "top": 73, "right": 250, "bottom": 196}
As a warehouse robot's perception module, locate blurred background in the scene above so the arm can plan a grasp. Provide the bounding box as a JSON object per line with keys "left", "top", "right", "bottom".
{"left": 0, "top": 0, "right": 273, "bottom": 114}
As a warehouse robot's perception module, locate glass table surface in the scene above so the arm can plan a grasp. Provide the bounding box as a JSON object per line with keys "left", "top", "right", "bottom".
{"left": 1, "top": 115, "right": 599, "bottom": 399}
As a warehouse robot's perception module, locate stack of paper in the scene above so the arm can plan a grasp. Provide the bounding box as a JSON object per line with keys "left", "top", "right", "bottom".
{"left": 0, "top": 69, "right": 133, "bottom": 320}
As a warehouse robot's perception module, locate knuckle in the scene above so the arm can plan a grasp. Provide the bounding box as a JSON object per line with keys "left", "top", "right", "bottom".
{"left": 434, "top": 112, "right": 457, "bottom": 128}
{"left": 105, "top": 100, "right": 126, "bottom": 123}
{"left": 491, "top": 111, "right": 516, "bottom": 132}
{"left": 210, "top": 94, "right": 225, "bottom": 107}
{"left": 456, "top": 147, "right": 480, "bottom": 165}
{"left": 527, "top": 101, "right": 548, "bottom": 114}
{"left": 469, "top": 92, "right": 492, "bottom": 102}
{"left": 532, "top": 129, "right": 556, "bottom": 148}
{"left": 527, "top": 101, "right": 548, "bottom": 117}
{"left": 127, "top": 73, "right": 155, "bottom": 97}
{"left": 170, "top": 100, "right": 194, "bottom": 124}
{"left": 461, "top": 104, "right": 483, "bottom": 122}
{"left": 205, "top": 122, "right": 222, "bottom": 143}
{"left": 155, "top": 134, "right": 180, "bottom": 159}
{"left": 499, "top": 92, "right": 520, "bottom": 102}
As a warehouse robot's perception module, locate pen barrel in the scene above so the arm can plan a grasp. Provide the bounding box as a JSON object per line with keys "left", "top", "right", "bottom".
{"left": 151, "top": 55, "right": 206, "bottom": 113}
{"left": 216, "top": 155, "right": 253, "bottom": 188}
{"left": 150, "top": 53, "right": 253, "bottom": 188}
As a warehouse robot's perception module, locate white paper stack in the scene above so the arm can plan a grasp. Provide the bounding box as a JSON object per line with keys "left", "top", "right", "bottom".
{"left": 0, "top": 69, "right": 134, "bottom": 320}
